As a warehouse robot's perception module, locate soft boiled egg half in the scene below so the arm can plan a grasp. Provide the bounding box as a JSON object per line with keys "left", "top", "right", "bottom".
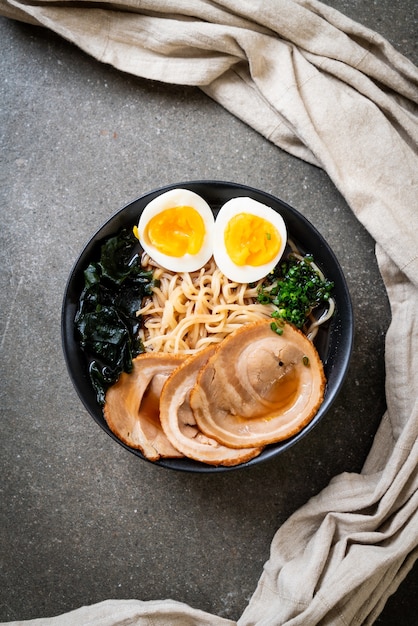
{"left": 137, "top": 188, "right": 215, "bottom": 273}
{"left": 213, "top": 197, "right": 287, "bottom": 283}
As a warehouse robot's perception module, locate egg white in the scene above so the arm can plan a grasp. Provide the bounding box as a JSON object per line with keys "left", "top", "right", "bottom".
{"left": 137, "top": 188, "right": 214, "bottom": 273}
{"left": 213, "top": 197, "right": 287, "bottom": 283}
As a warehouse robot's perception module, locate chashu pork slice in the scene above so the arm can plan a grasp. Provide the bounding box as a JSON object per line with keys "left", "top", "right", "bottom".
{"left": 190, "top": 319, "right": 326, "bottom": 449}
{"left": 103, "top": 352, "right": 187, "bottom": 461}
{"left": 159, "top": 345, "right": 263, "bottom": 466}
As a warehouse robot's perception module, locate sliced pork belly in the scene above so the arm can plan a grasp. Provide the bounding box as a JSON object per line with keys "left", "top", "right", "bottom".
{"left": 159, "top": 345, "right": 263, "bottom": 466}
{"left": 190, "top": 319, "right": 326, "bottom": 448}
{"left": 103, "top": 352, "right": 187, "bottom": 461}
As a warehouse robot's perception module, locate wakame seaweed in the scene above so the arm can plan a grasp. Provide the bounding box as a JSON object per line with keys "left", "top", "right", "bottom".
{"left": 74, "top": 228, "right": 157, "bottom": 405}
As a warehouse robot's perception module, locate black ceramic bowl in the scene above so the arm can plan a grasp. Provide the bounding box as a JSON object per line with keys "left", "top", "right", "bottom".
{"left": 62, "top": 181, "right": 353, "bottom": 472}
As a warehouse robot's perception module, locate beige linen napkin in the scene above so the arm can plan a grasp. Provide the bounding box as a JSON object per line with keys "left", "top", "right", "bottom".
{"left": 1, "top": 1, "right": 417, "bottom": 624}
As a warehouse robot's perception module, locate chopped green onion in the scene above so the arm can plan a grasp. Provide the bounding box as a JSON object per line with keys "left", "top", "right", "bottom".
{"left": 258, "top": 253, "right": 334, "bottom": 330}
{"left": 270, "top": 321, "right": 284, "bottom": 335}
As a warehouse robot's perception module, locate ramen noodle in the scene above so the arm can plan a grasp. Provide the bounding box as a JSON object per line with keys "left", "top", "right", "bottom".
{"left": 138, "top": 255, "right": 277, "bottom": 354}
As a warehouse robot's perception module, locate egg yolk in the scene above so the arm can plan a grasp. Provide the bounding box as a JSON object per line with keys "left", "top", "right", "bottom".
{"left": 224, "top": 213, "right": 281, "bottom": 266}
{"left": 144, "top": 206, "right": 205, "bottom": 257}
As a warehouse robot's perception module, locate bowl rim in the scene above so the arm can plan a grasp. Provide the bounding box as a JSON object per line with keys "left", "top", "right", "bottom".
{"left": 61, "top": 180, "right": 354, "bottom": 473}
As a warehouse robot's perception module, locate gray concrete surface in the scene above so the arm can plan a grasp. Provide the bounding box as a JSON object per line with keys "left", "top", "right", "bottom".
{"left": 1, "top": 2, "right": 417, "bottom": 623}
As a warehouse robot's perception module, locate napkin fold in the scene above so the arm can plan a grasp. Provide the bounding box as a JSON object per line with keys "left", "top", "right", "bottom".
{"left": 1, "top": 1, "right": 417, "bottom": 624}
